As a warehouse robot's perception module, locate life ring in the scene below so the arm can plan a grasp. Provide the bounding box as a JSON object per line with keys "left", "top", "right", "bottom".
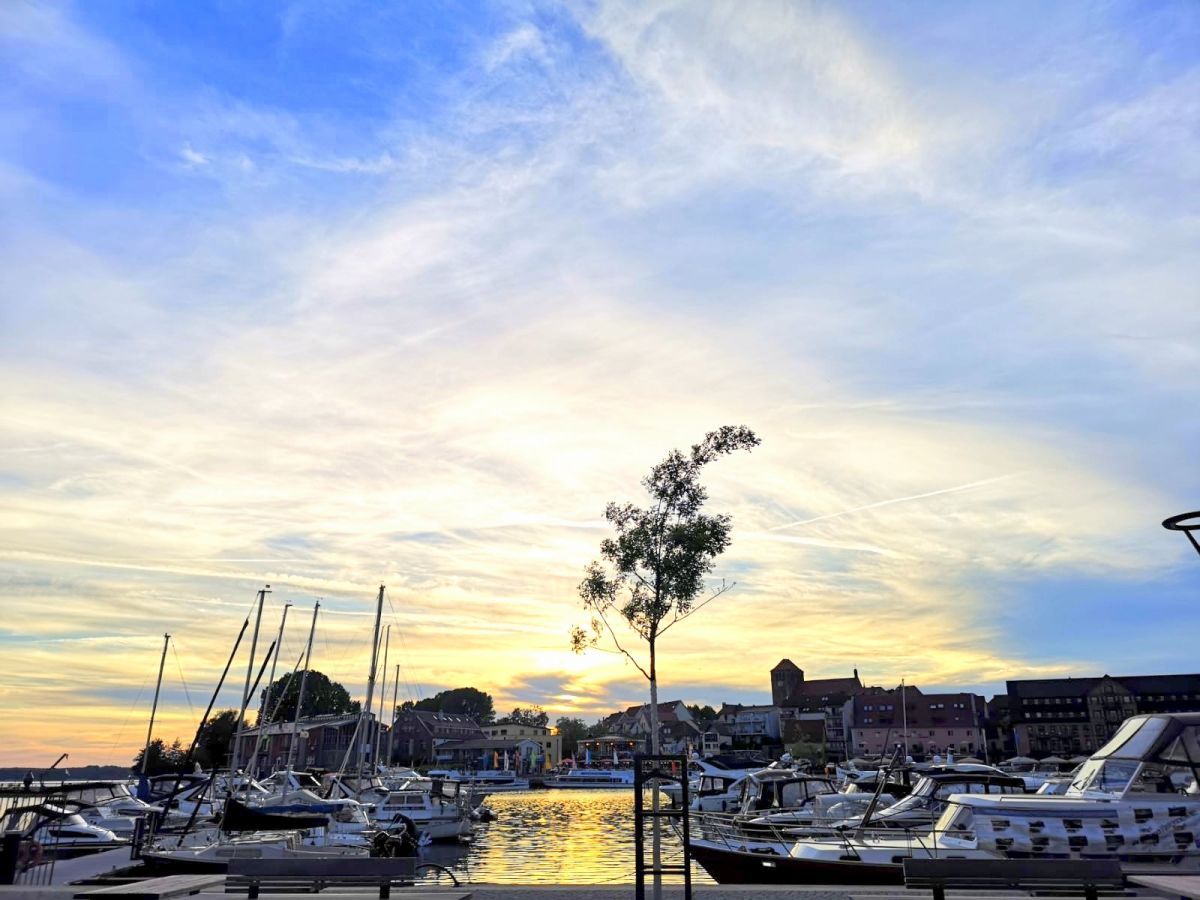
{"left": 17, "top": 839, "right": 44, "bottom": 871}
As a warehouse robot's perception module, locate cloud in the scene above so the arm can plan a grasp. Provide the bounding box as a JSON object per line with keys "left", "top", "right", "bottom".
{"left": 0, "top": 1, "right": 1196, "bottom": 764}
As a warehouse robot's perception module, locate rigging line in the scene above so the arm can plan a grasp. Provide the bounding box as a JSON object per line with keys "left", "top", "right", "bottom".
{"left": 171, "top": 641, "right": 195, "bottom": 719}
{"left": 103, "top": 676, "right": 150, "bottom": 757}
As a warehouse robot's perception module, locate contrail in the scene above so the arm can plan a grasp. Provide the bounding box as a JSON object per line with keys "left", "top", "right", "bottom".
{"left": 769, "top": 473, "right": 1017, "bottom": 531}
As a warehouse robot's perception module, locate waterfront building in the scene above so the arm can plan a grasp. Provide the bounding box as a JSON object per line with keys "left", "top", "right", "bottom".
{"left": 241, "top": 712, "right": 383, "bottom": 771}
{"left": 390, "top": 709, "right": 484, "bottom": 765}
{"left": 435, "top": 736, "right": 549, "bottom": 772}
{"left": 597, "top": 700, "right": 700, "bottom": 754}
{"left": 846, "top": 686, "right": 986, "bottom": 758}
{"left": 1005, "top": 672, "right": 1200, "bottom": 756}
{"left": 714, "top": 703, "right": 783, "bottom": 749}
{"left": 771, "top": 659, "right": 865, "bottom": 761}
{"left": 480, "top": 721, "right": 562, "bottom": 766}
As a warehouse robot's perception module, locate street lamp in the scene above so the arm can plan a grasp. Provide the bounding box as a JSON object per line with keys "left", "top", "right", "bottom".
{"left": 1162, "top": 511, "right": 1200, "bottom": 558}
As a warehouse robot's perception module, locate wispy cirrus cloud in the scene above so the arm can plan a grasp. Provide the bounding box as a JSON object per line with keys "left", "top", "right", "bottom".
{"left": 0, "top": 0, "right": 1196, "bottom": 764}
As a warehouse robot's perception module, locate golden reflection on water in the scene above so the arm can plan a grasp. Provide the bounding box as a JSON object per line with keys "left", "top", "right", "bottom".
{"left": 417, "top": 789, "right": 712, "bottom": 885}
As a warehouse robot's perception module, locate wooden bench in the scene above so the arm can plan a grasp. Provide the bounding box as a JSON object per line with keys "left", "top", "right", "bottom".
{"left": 903, "top": 857, "right": 1127, "bottom": 900}
{"left": 224, "top": 856, "right": 458, "bottom": 898}
{"left": 73, "top": 873, "right": 225, "bottom": 899}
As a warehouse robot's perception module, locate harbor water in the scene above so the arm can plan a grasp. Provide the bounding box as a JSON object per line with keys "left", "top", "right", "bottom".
{"left": 417, "top": 789, "right": 713, "bottom": 884}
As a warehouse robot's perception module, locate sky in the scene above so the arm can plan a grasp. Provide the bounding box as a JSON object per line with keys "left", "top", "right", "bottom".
{"left": 1, "top": 0, "right": 1198, "bottom": 767}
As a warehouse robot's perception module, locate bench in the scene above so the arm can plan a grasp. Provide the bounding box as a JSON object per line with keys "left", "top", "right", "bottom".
{"left": 73, "top": 873, "right": 225, "bottom": 899}
{"left": 903, "top": 857, "right": 1127, "bottom": 900}
{"left": 224, "top": 856, "right": 459, "bottom": 898}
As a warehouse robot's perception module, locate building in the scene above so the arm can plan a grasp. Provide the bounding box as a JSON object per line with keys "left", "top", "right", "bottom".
{"left": 241, "top": 713, "right": 383, "bottom": 772}
{"left": 771, "top": 660, "right": 865, "bottom": 761}
{"left": 1006, "top": 673, "right": 1200, "bottom": 756}
{"left": 390, "top": 709, "right": 484, "bottom": 765}
{"left": 480, "top": 721, "right": 562, "bottom": 767}
{"left": 597, "top": 700, "right": 700, "bottom": 753}
{"left": 716, "top": 703, "right": 782, "bottom": 749}
{"left": 434, "top": 737, "right": 550, "bottom": 772}
{"left": 846, "top": 686, "right": 986, "bottom": 759}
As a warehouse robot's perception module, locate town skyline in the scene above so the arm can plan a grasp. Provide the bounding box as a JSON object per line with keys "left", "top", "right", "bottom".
{"left": 3, "top": 1, "right": 1199, "bottom": 767}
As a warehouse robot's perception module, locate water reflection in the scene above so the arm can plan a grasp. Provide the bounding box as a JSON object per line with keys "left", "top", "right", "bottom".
{"left": 417, "top": 789, "right": 712, "bottom": 885}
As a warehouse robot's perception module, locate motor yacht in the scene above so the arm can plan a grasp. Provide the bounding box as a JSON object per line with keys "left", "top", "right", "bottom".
{"left": 687, "top": 713, "right": 1200, "bottom": 884}
{"left": 541, "top": 767, "right": 636, "bottom": 789}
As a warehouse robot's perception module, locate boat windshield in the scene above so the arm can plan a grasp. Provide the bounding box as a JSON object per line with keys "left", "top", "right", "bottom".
{"left": 1069, "top": 759, "right": 1139, "bottom": 795}
{"left": 1091, "top": 716, "right": 1168, "bottom": 760}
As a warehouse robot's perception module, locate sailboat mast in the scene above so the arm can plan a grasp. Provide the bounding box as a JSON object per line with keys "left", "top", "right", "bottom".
{"left": 374, "top": 625, "right": 390, "bottom": 769}
{"left": 901, "top": 677, "right": 908, "bottom": 758}
{"left": 141, "top": 633, "right": 171, "bottom": 772}
{"left": 286, "top": 601, "right": 320, "bottom": 775}
{"left": 229, "top": 585, "right": 269, "bottom": 778}
{"left": 356, "top": 584, "right": 385, "bottom": 778}
{"left": 253, "top": 602, "right": 291, "bottom": 777}
{"left": 388, "top": 663, "right": 400, "bottom": 768}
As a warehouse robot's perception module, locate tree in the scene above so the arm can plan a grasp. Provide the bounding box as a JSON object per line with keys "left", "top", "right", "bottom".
{"left": 572, "top": 425, "right": 759, "bottom": 900}
{"left": 194, "top": 709, "right": 240, "bottom": 771}
{"left": 555, "top": 717, "right": 589, "bottom": 758}
{"left": 503, "top": 706, "right": 549, "bottom": 727}
{"left": 687, "top": 704, "right": 718, "bottom": 728}
{"left": 258, "top": 671, "right": 359, "bottom": 724}
{"left": 132, "top": 738, "right": 187, "bottom": 776}
{"left": 411, "top": 687, "right": 495, "bottom": 724}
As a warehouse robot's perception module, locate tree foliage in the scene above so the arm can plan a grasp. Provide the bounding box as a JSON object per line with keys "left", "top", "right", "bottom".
{"left": 409, "top": 687, "right": 495, "bottom": 724}
{"left": 502, "top": 706, "right": 549, "bottom": 727}
{"left": 555, "top": 716, "right": 589, "bottom": 757}
{"left": 195, "top": 709, "right": 240, "bottom": 771}
{"left": 132, "top": 738, "right": 188, "bottom": 775}
{"left": 258, "top": 670, "right": 360, "bottom": 724}
{"left": 687, "top": 704, "right": 718, "bottom": 727}
{"left": 571, "top": 425, "right": 760, "bottom": 711}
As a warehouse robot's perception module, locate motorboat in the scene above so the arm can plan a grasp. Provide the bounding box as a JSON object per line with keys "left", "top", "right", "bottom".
{"left": 324, "top": 773, "right": 473, "bottom": 841}
{"left": 687, "top": 713, "right": 1200, "bottom": 884}
{"left": 541, "top": 767, "right": 636, "bottom": 789}
{"left": 427, "top": 769, "right": 530, "bottom": 792}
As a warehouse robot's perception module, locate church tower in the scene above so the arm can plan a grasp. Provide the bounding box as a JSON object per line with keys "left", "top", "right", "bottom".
{"left": 771, "top": 659, "right": 804, "bottom": 706}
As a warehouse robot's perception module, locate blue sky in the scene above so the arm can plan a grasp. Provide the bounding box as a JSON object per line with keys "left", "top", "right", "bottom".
{"left": 1, "top": 0, "right": 1198, "bottom": 763}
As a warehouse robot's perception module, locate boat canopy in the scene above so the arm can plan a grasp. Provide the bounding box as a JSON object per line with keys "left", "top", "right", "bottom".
{"left": 1090, "top": 713, "right": 1200, "bottom": 765}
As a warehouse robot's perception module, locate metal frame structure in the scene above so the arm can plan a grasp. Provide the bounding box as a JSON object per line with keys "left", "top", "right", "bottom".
{"left": 633, "top": 753, "right": 691, "bottom": 900}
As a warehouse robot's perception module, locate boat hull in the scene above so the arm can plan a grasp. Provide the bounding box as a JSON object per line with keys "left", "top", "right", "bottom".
{"left": 689, "top": 841, "right": 902, "bottom": 885}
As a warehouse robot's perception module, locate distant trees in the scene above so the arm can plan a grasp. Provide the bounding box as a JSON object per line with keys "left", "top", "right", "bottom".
{"left": 258, "top": 671, "right": 359, "bottom": 724}
{"left": 687, "top": 704, "right": 718, "bottom": 728}
{"left": 403, "top": 687, "right": 495, "bottom": 724}
{"left": 133, "top": 708, "right": 241, "bottom": 774}
{"left": 554, "top": 717, "right": 589, "bottom": 757}
{"left": 132, "top": 738, "right": 187, "bottom": 775}
{"left": 502, "top": 706, "right": 549, "bottom": 727}
{"left": 194, "top": 709, "right": 240, "bottom": 770}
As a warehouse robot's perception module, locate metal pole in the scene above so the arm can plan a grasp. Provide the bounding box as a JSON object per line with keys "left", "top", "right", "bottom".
{"left": 388, "top": 663, "right": 400, "bottom": 767}
{"left": 374, "top": 625, "right": 390, "bottom": 769}
{"left": 355, "top": 585, "right": 385, "bottom": 780}
{"left": 141, "top": 633, "right": 171, "bottom": 772}
{"left": 253, "top": 602, "right": 291, "bottom": 777}
{"left": 229, "top": 586, "right": 269, "bottom": 780}
{"left": 287, "top": 602, "right": 320, "bottom": 774}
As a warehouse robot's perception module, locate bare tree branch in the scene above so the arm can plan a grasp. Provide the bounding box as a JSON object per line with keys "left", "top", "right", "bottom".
{"left": 658, "top": 580, "right": 735, "bottom": 636}
{"left": 595, "top": 606, "right": 651, "bottom": 681}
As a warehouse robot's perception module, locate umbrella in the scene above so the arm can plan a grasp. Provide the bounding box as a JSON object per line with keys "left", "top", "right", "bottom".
{"left": 1004, "top": 755, "right": 1036, "bottom": 765}
{"left": 1040, "top": 755, "right": 1068, "bottom": 765}
{"left": 1068, "top": 755, "right": 1090, "bottom": 764}
{"left": 957, "top": 757, "right": 984, "bottom": 764}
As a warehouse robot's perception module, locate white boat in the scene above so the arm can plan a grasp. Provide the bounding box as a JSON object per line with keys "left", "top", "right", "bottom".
{"left": 325, "top": 774, "right": 473, "bottom": 841}
{"left": 688, "top": 712, "right": 1200, "bottom": 884}
{"left": 542, "top": 767, "right": 636, "bottom": 789}
{"left": 427, "top": 769, "right": 530, "bottom": 792}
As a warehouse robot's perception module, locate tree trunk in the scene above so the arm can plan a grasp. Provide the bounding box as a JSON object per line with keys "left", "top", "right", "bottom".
{"left": 648, "top": 637, "right": 662, "bottom": 900}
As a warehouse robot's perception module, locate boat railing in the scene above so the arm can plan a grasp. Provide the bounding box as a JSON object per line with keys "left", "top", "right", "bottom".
{"left": 685, "top": 808, "right": 962, "bottom": 855}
